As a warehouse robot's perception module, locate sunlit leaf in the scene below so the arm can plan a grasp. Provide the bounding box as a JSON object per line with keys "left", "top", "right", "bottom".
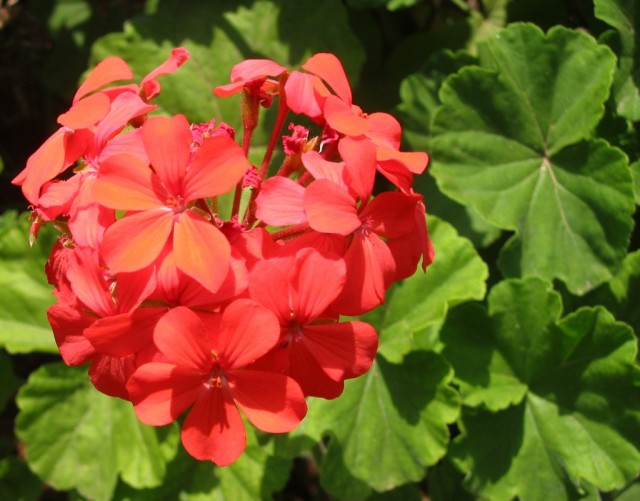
{"left": 16, "top": 363, "right": 179, "bottom": 501}
{"left": 298, "top": 351, "right": 460, "bottom": 495}
{"left": 430, "top": 23, "right": 633, "bottom": 294}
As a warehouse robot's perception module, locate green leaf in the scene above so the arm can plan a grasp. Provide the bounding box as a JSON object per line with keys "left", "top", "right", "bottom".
{"left": 443, "top": 278, "right": 640, "bottom": 500}
{"left": 595, "top": 0, "right": 640, "bottom": 121}
{"left": 374, "top": 215, "right": 488, "bottom": 362}
{"left": 631, "top": 160, "right": 640, "bottom": 204}
{"left": 0, "top": 457, "right": 42, "bottom": 501}
{"left": 0, "top": 212, "right": 57, "bottom": 354}
{"left": 15, "top": 363, "right": 179, "bottom": 501}
{"left": 298, "top": 351, "right": 460, "bottom": 495}
{"left": 90, "top": 0, "right": 364, "bottom": 133}
{"left": 0, "top": 351, "right": 19, "bottom": 413}
{"left": 396, "top": 50, "right": 502, "bottom": 247}
{"left": 431, "top": 23, "right": 634, "bottom": 294}
{"left": 114, "top": 426, "right": 291, "bottom": 501}
{"left": 579, "top": 249, "right": 640, "bottom": 335}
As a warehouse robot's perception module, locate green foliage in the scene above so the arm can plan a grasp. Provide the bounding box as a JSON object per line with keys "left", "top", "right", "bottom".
{"left": 15, "top": 363, "right": 179, "bottom": 501}
{"left": 0, "top": 212, "right": 57, "bottom": 354}
{"left": 444, "top": 278, "right": 640, "bottom": 500}
{"left": 431, "top": 23, "right": 634, "bottom": 294}
{"left": 2, "top": 1, "right": 640, "bottom": 500}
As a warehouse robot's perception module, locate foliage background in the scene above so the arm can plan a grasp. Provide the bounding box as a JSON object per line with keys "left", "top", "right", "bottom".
{"left": 1, "top": 0, "right": 640, "bottom": 500}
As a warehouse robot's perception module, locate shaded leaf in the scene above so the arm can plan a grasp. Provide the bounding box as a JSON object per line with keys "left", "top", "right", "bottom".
{"left": 114, "top": 426, "right": 291, "bottom": 501}
{"left": 0, "top": 457, "right": 42, "bottom": 501}
{"left": 91, "top": 0, "right": 364, "bottom": 134}
{"left": 0, "top": 351, "right": 19, "bottom": 413}
{"left": 579, "top": 249, "right": 640, "bottom": 335}
{"left": 443, "top": 278, "right": 640, "bottom": 500}
{"left": 595, "top": 0, "right": 640, "bottom": 121}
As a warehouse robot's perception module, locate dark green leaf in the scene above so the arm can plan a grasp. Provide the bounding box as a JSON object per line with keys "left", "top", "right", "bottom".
{"left": 443, "top": 278, "right": 640, "bottom": 499}
{"left": 595, "top": 0, "right": 640, "bottom": 121}
{"left": 0, "top": 351, "right": 19, "bottom": 413}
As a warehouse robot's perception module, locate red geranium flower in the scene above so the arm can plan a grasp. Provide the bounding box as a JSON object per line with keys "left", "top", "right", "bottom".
{"left": 126, "top": 300, "right": 307, "bottom": 466}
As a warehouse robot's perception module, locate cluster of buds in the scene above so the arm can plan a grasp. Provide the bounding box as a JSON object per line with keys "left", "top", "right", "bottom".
{"left": 13, "top": 48, "right": 433, "bottom": 466}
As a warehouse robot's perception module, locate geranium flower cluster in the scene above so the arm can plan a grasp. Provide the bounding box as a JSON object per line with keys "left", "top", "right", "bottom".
{"left": 13, "top": 48, "right": 434, "bottom": 466}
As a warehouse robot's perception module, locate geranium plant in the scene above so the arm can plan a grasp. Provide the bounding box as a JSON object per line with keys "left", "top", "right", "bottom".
{"left": 1, "top": 1, "right": 640, "bottom": 500}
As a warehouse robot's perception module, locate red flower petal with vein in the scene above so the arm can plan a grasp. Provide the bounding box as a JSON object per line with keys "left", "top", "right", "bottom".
{"left": 323, "top": 95, "right": 369, "bottom": 136}
{"left": 255, "top": 177, "right": 307, "bottom": 226}
{"left": 73, "top": 56, "right": 133, "bottom": 102}
{"left": 249, "top": 249, "right": 378, "bottom": 398}
{"left": 214, "top": 59, "right": 286, "bottom": 98}
{"left": 301, "top": 53, "right": 352, "bottom": 104}
{"left": 304, "top": 179, "right": 361, "bottom": 235}
{"left": 333, "top": 231, "right": 395, "bottom": 316}
{"left": 142, "top": 114, "right": 192, "bottom": 195}
{"left": 284, "top": 71, "right": 329, "bottom": 120}
{"left": 57, "top": 92, "right": 111, "bottom": 129}
{"left": 173, "top": 211, "right": 231, "bottom": 293}
{"left": 100, "top": 210, "right": 174, "bottom": 272}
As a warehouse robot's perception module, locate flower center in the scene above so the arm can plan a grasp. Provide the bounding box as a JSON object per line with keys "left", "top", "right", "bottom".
{"left": 166, "top": 194, "right": 186, "bottom": 212}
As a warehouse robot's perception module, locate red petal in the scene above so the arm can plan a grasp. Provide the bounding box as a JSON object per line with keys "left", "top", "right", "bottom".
{"left": 248, "top": 259, "right": 293, "bottom": 323}
{"left": 218, "top": 299, "right": 281, "bottom": 369}
{"left": 181, "top": 387, "right": 246, "bottom": 465}
{"left": 94, "top": 154, "right": 164, "bottom": 211}
{"left": 339, "top": 136, "right": 376, "bottom": 202}
{"left": 230, "top": 58, "right": 287, "bottom": 83}
{"left": 94, "top": 93, "right": 156, "bottom": 150}
{"left": 377, "top": 146, "right": 428, "bottom": 175}
{"left": 284, "top": 72, "right": 326, "bottom": 119}
{"left": 141, "top": 115, "right": 191, "bottom": 194}
{"left": 365, "top": 112, "right": 402, "bottom": 149}
{"left": 228, "top": 369, "right": 306, "bottom": 432}
{"left": 323, "top": 95, "right": 369, "bottom": 136}
{"left": 47, "top": 304, "right": 96, "bottom": 366}
{"left": 302, "top": 53, "right": 352, "bottom": 104}
{"left": 58, "top": 92, "right": 111, "bottom": 129}
{"left": 333, "top": 232, "right": 395, "bottom": 316}
{"left": 66, "top": 247, "right": 113, "bottom": 317}
{"left": 141, "top": 47, "right": 190, "bottom": 86}
{"left": 173, "top": 211, "right": 230, "bottom": 293}
{"left": 85, "top": 308, "right": 165, "bottom": 357}
{"left": 360, "top": 191, "right": 418, "bottom": 238}
{"left": 302, "top": 321, "right": 378, "bottom": 379}
{"left": 14, "top": 129, "right": 68, "bottom": 203}
{"left": 153, "top": 306, "right": 213, "bottom": 370}
{"left": 213, "top": 82, "right": 244, "bottom": 97}
{"left": 89, "top": 354, "right": 136, "bottom": 400}
{"left": 115, "top": 266, "right": 157, "bottom": 313}
{"left": 286, "top": 339, "right": 344, "bottom": 399}
{"left": 184, "top": 135, "right": 249, "bottom": 200}
{"left": 101, "top": 210, "right": 173, "bottom": 272}
{"left": 255, "top": 176, "right": 307, "bottom": 226}
{"left": 128, "top": 362, "right": 205, "bottom": 425}
{"left": 291, "top": 248, "right": 345, "bottom": 323}
{"left": 301, "top": 151, "right": 346, "bottom": 187}
{"left": 74, "top": 56, "right": 133, "bottom": 101}
{"left": 304, "top": 179, "right": 360, "bottom": 235}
